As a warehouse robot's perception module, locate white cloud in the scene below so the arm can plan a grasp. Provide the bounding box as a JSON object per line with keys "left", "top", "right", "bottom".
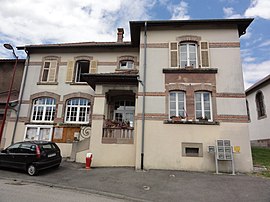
{"left": 223, "top": 7, "right": 242, "bottom": 18}
{"left": 243, "top": 57, "right": 256, "bottom": 63}
{"left": 243, "top": 60, "right": 270, "bottom": 89}
{"left": 170, "top": 1, "right": 190, "bottom": 20}
{"left": 0, "top": 0, "right": 155, "bottom": 58}
{"left": 245, "top": 0, "right": 270, "bottom": 19}
{"left": 258, "top": 40, "right": 270, "bottom": 47}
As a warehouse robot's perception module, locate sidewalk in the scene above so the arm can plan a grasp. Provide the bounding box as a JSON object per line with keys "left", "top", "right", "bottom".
{"left": 0, "top": 160, "right": 270, "bottom": 202}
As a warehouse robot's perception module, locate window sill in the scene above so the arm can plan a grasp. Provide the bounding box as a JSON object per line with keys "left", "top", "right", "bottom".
{"left": 58, "top": 123, "right": 91, "bottom": 127}
{"left": 164, "top": 120, "right": 219, "bottom": 125}
{"left": 37, "top": 82, "right": 58, "bottom": 85}
{"left": 162, "top": 68, "right": 218, "bottom": 74}
{"left": 25, "top": 122, "right": 56, "bottom": 125}
{"left": 69, "top": 82, "right": 89, "bottom": 85}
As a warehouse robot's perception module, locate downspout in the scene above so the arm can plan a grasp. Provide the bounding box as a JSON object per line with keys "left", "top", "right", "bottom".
{"left": 141, "top": 21, "right": 147, "bottom": 170}
{"left": 11, "top": 49, "right": 30, "bottom": 144}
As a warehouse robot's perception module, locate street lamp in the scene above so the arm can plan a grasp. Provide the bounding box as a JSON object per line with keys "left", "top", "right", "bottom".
{"left": 0, "top": 44, "right": 18, "bottom": 146}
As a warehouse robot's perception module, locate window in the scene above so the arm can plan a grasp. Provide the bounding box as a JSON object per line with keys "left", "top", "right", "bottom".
{"left": 246, "top": 100, "right": 250, "bottom": 121}
{"left": 75, "top": 60, "right": 90, "bottom": 82}
{"left": 256, "top": 91, "right": 266, "bottom": 118}
{"left": 182, "top": 143, "right": 203, "bottom": 157}
{"left": 195, "top": 92, "right": 212, "bottom": 121}
{"left": 24, "top": 125, "right": 53, "bottom": 141}
{"left": 179, "top": 43, "right": 198, "bottom": 68}
{"left": 114, "top": 100, "right": 135, "bottom": 127}
{"left": 65, "top": 98, "right": 90, "bottom": 123}
{"left": 119, "top": 60, "right": 134, "bottom": 69}
{"left": 41, "top": 60, "right": 58, "bottom": 82}
{"left": 31, "top": 97, "right": 56, "bottom": 122}
{"left": 169, "top": 91, "right": 186, "bottom": 118}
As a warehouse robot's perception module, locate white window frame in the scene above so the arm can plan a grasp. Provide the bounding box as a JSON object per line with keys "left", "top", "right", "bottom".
{"left": 119, "top": 60, "right": 134, "bottom": 69}
{"left": 195, "top": 92, "right": 212, "bottom": 121}
{"left": 24, "top": 125, "right": 53, "bottom": 141}
{"left": 65, "top": 98, "right": 90, "bottom": 124}
{"left": 179, "top": 42, "right": 198, "bottom": 68}
{"left": 113, "top": 100, "right": 135, "bottom": 127}
{"left": 75, "top": 60, "right": 90, "bottom": 83}
{"left": 169, "top": 91, "right": 186, "bottom": 118}
{"left": 31, "top": 97, "right": 56, "bottom": 123}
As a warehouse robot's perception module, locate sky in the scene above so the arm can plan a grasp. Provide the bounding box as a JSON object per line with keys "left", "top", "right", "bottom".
{"left": 0, "top": 0, "right": 269, "bottom": 89}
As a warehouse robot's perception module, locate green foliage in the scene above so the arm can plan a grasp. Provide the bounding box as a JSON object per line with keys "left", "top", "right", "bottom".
{"left": 252, "top": 147, "right": 270, "bottom": 177}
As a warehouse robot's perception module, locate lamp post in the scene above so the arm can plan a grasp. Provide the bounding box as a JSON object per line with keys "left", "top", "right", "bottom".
{"left": 0, "top": 44, "right": 18, "bottom": 146}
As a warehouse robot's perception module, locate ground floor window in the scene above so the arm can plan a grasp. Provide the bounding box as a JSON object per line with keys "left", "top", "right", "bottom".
{"left": 24, "top": 125, "right": 53, "bottom": 141}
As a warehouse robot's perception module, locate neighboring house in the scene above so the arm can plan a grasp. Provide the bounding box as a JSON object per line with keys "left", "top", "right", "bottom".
{"left": 0, "top": 59, "right": 25, "bottom": 148}
{"left": 2, "top": 18, "right": 253, "bottom": 172}
{"left": 246, "top": 74, "right": 270, "bottom": 147}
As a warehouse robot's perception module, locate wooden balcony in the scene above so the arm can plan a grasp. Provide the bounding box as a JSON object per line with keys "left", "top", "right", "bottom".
{"left": 102, "top": 127, "right": 134, "bottom": 144}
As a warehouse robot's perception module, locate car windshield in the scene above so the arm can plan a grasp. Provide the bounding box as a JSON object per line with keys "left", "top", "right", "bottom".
{"left": 39, "top": 143, "right": 56, "bottom": 151}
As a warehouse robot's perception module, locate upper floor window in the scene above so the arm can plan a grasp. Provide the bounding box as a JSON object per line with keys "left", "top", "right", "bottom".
{"left": 65, "top": 98, "right": 90, "bottom": 123}
{"left": 75, "top": 60, "right": 90, "bottom": 82}
{"left": 179, "top": 43, "right": 198, "bottom": 68}
{"left": 256, "top": 91, "right": 266, "bottom": 118}
{"left": 246, "top": 99, "right": 250, "bottom": 121}
{"left": 31, "top": 97, "right": 56, "bottom": 122}
{"left": 119, "top": 60, "right": 134, "bottom": 69}
{"left": 169, "top": 40, "right": 209, "bottom": 68}
{"left": 41, "top": 60, "right": 58, "bottom": 82}
{"left": 169, "top": 91, "right": 186, "bottom": 118}
{"left": 195, "top": 92, "right": 212, "bottom": 121}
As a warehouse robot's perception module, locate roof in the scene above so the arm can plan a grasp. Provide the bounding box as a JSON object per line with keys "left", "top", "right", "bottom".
{"left": 246, "top": 74, "right": 270, "bottom": 95}
{"left": 17, "top": 18, "right": 253, "bottom": 51}
{"left": 0, "top": 59, "right": 26, "bottom": 63}
{"left": 130, "top": 18, "right": 254, "bottom": 46}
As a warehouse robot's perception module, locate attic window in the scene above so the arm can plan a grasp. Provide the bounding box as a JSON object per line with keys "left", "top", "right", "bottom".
{"left": 120, "top": 60, "right": 134, "bottom": 69}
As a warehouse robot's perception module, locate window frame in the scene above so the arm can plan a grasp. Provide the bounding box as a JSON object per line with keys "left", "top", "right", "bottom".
{"left": 255, "top": 91, "right": 266, "bottom": 119}
{"left": 195, "top": 91, "right": 213, "bottom": 121}
{"left": 31, "top": 97, "right": 56, "bottom": 123}
{"left": 169, "top": 91, "right": 186, "bottom": 119}
{"left": 24, "top": 125, "right": 53, "bottom": 141}
{"left": 65, "top": 98, "right": 91, "bottom": 124}
{"left": 40, "top": 57, "right": 59, "bottom": 83}
{"left": 75, "top": 60, "right": 90, "bottom": 83}
{"left": 179, "top": 42, "right": 198, "bottom": 68}
{"left": 119, "top": 60, "right": 134, "bottom": 70}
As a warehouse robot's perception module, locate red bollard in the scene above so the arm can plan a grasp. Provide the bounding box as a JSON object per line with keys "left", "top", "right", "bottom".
{"left": 86, "top": 153, "right": 93, "bottom": 169}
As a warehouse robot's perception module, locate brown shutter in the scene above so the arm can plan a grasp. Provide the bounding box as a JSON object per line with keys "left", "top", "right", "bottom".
{"left": 169, "top": 42, "right": 178, "bottom": 68}
{"left": 200, "top": 41, "right": 210, "bottom": 67}
{"left": 90, "top": 60, "right": 97, "bottom": 73}
{"left": 66, "top": 61, "right": 74, "bottom": 82}
{"left": 48, "top": 61, "right": 57, "bottom": 82}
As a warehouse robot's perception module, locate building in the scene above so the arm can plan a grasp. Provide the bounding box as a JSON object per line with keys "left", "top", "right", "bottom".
{"left": 2, "top": 18, "right": 254, "bottom": 172}
{"left": 246, "top": 74, "right": 270, "bottom": 147}
{"left": 0, "top": 59, "right": 25, "bottom": 148}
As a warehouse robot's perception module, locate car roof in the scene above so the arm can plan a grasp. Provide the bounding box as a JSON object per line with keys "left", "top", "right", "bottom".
{"left": 15, "top": 141, "right": 54, "bottom": 145}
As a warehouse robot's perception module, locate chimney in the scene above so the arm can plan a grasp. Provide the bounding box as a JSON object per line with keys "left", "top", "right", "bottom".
{"left": 117, "top": 28, "right": 124, "bottom": 43}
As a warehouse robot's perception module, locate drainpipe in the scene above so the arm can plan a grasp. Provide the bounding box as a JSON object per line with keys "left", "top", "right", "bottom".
{"left": 141, "top": 21, "right": 147, "bottom": 170}
{"left": 11, "top": 49, "right": 30, "bottom": 144}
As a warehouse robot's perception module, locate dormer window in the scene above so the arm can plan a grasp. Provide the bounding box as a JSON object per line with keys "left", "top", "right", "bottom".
{"left": 120, "top": 60, "right": 134, "bottom": 69}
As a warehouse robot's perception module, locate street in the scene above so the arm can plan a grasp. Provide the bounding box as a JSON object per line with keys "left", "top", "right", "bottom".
{"left": 0, "top": 179, "right": 124, "bottom": 202}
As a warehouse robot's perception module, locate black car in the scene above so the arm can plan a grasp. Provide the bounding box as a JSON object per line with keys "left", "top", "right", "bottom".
{"left": 0, "top": 141, "right": 62, "bottom": 176}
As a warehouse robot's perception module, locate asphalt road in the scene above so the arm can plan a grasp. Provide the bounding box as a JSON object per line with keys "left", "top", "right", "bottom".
{"left": 0, "top": 178, "right": 123, "bottom": 202}
{"left": 0, "top": 161, "right": 270, "bottom": 202}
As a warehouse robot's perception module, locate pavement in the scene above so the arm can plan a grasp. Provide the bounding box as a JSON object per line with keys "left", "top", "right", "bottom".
{"left": 0, "top": 160, "right": 270, "bottom": 202}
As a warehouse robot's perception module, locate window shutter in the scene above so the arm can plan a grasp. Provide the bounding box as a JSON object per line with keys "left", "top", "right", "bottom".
{"left": 48, "top": 61, "right": 57, "bottom": 82}
{"left": 90, "top": 60, "right": 97, "bottom": 73}
{"left": 200, "top": 41, "right": 210, "bottom": 68}
{"left": 169, "top": 42, "right": 178, "bottom": 68}
{"left": 66, "top": 61, "right": 74, "bottom": 82}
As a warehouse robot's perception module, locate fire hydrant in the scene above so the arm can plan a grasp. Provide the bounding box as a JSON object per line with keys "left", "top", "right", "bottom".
{"left": 86, "top": 153, "right": 93, "bottom": 169}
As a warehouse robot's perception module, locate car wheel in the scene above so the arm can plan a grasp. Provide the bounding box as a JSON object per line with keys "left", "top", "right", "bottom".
{"left": 27, "top": 165, "right": 37, "bottom": 176}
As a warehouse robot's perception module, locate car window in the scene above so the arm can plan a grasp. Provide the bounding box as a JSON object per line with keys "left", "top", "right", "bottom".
{"left": 7, "top": 143, "right": 21, "bottom": 153}
{"left": 20, "top": 143, "right": 35, "bottom": 154}
{"left": 40, "top": 143, "right": 55, "bottom": 151}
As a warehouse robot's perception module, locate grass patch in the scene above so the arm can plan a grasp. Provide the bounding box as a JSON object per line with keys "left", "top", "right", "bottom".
{"left": 251, "top": 147, "right": 270, "bottom": 177}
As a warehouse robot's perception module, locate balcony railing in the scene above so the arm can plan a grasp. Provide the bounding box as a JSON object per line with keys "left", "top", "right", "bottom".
{"left": 102, "top": 127, "right": 134, "bottom": 144}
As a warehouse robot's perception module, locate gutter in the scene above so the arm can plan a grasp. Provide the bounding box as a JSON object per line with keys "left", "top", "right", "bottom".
{"left": 141, "top": 21, "right": 147, "bottom": 170}
{"left": 11, "top": 49, "right": 30, "bottom": 144}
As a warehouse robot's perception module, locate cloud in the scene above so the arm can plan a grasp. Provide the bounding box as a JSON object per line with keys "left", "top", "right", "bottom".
{"left": 245, "top": 0, "right": 270, "bottom": 19}
{"left": 243, "top": 60, "right": 270, "bottom": 89}
{"left": 0, "top": 0, "right": 155, "bottom": 59}
{"left": 170, "top": 1, "right": 190, "bottom": 20}
{"left": 258, "top": 39, "right": 270, "bottom": 47}
{"left": 223, "top": 7, "right": 242, "bottom": 18}
{"left": 243, "top": 57, "right": 256, "bottom": 63}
